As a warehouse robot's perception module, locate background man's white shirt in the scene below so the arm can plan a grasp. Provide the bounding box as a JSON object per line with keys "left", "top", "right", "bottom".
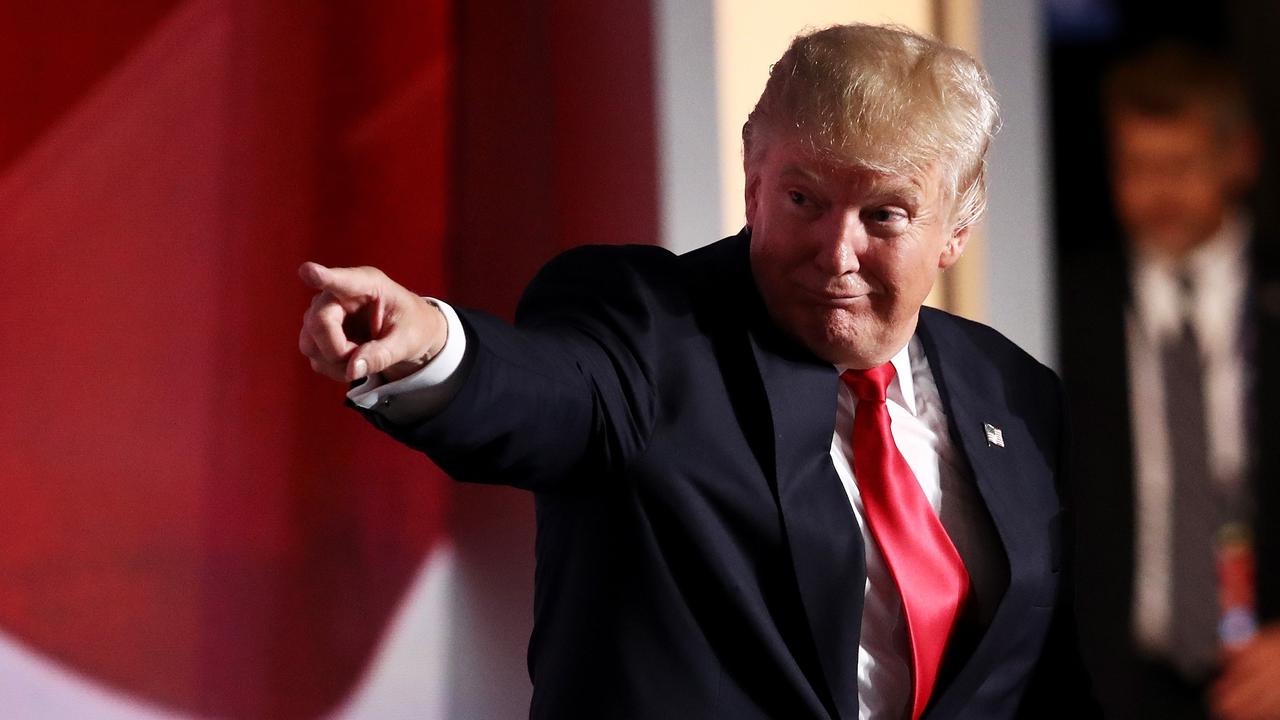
{"left": 1126, "top": 215, "right": 1251, "bottom": 654}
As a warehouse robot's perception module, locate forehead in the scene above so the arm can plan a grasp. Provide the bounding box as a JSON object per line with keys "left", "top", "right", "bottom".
{"left": 767, "top": 142, "right": 937, "bottom": 200}
{"left": 1111, "top": 110, "right": 1216, "bottom": 151}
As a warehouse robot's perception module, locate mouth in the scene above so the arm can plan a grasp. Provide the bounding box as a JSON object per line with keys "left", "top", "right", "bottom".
{"left": 797, "top": 285, "right": 870, "bottom": 307}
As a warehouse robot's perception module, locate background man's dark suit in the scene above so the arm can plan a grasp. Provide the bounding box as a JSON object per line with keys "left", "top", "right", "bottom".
{"left": 1063, "top": 238, "right": 1280, "bottom": 719}
{"left": 366, "top": 232, "right": 1092, "bottom": 719}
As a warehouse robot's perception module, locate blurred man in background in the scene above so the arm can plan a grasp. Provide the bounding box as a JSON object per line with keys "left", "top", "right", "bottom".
{"left": 1065, "top": 43, "right": 1280, "bottom": 719}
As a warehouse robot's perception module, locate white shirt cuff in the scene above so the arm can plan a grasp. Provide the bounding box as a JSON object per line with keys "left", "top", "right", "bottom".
{"left": 347, "top": 298, "right": 467, "bottom": 424}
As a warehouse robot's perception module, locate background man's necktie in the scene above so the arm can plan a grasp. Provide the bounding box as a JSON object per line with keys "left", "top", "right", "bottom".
{"left": 842, "top": 365, "right": 969, "bottom": 720}
{"left": 1164, "top": 273, "right": 1221, "bottom": 679}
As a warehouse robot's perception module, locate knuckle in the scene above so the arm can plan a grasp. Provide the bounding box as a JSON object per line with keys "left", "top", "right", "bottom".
{"left": 320, "top": 302, "right": 347, "bottom": 322}
{"left": 312, "top": 306, "right": 336, "bottom": 329}
{"left": 304, "top": 314, "right": 331, "bottom": 343}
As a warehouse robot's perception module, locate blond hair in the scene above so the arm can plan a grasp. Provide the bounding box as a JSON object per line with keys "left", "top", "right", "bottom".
{"left": 742, "top": 24, "right": 1000, "bottom": 230}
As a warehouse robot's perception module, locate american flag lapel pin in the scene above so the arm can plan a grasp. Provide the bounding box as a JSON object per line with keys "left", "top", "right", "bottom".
{"left": 983, "top": 422, "right": 1005, "bottom": 448}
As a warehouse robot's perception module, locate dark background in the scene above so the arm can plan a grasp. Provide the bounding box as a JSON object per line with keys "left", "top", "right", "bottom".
{"left": 1047, "top": 0, "right": 1280, "bottom": 282}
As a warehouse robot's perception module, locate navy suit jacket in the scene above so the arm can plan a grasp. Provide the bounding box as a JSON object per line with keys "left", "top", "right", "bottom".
{"left": 365, "top": 232, "right": 1094, "bottom": 719}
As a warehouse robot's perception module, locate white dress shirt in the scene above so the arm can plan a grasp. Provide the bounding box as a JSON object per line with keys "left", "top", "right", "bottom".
{"left": 833, "top": 339, "right": 1001, "bottom": 720}
{"left": 1126, "top": 215, "right": 1251, "bottom": 655}
{"left": 351, "top": 304, "right": 1001, "bottom": 720}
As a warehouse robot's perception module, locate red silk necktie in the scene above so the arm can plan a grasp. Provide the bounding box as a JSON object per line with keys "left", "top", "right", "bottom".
{"left": 842, "top": 364, "right": 969, "bottom": 720}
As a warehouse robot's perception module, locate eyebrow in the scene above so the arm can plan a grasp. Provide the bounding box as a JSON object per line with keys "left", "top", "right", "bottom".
{"left": 873, "top": 180, "right": 925, "bottom": 207}
{"left": 779, "top": 162, "right": 926, "bottom": 206}
{"left": 778, "top": 163, "right": 825, "bottom": 184}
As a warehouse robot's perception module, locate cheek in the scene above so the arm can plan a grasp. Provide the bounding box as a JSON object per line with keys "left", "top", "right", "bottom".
{"left": 757, "top": 229, "right": 814, "bottom": 277}
{"left": 1115, "top": 184, "right": 1147, "bottom": 216}
{"left": 1184, "top": 181, "right": 1228, "bottom": 211}
{"left": 753, "top": 237, "right": 790, "bottom": 278}
{"left": 876, "top": 245, "right": 937, "bottom": 289}
{"left": 885, "top": 253, "right": 945, "bottom": 311}
{"left": 751, "top": 236, "right": 803, "bottom": 310}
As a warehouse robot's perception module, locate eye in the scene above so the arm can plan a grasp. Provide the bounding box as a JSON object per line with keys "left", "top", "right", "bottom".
{"left": 866, "top": 206, "right": 909, "bottom": 232}
{"left": 788, "top": 190, "right": 809, "bottom": 206}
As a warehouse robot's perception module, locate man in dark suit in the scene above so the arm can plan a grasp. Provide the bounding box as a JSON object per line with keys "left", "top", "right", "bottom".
{"left": 1064, "top": 44, "right": 1280, "bottom": 720}
{"left": 300, "top": 24, "right": 1094, "bottom": 719}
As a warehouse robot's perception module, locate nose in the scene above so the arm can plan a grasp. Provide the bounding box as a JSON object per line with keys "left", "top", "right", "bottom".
{"left": 814, "top": 208, "right": 864, "bottom": 275}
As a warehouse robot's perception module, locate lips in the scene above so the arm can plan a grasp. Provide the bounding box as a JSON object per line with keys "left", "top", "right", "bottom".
{"left": 797, "top": 285, "right": 870, "bottom": 306}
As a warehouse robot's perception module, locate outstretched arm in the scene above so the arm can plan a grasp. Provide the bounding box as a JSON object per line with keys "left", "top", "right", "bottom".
{"left": 296, "top": 246, "right": 670, "bottom": 491}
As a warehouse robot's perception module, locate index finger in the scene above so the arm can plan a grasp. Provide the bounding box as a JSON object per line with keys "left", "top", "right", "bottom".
{"left": 298, "top": 262, "right": 382, "bottom": 300}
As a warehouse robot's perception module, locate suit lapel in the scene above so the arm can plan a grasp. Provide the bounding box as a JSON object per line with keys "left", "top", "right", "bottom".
{"left": 746, "top": 319, "right": 862, "bottom": 720}
{"left": 714, "top": 230, "right": 861, "bottom": 720}
{"left": 914, "top": 309, "right": 1035, "bottom": 718}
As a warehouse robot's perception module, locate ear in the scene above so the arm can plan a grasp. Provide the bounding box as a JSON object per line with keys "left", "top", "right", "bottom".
{"left": 939, "top": 224, "right": 971, "bottom": 269}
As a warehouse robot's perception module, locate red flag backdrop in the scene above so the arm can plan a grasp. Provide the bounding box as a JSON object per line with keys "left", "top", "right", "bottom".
{"left": 0, "top": 1, "right": 656, "bottom": 717}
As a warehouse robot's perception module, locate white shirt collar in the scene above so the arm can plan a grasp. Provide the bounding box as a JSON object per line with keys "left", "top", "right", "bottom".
{"left": 888, "top": 342, "right": 917, "bottom": 416}
{"left": 838, "top": 340, "right": 917, "bottom": 417}
{"left": 1131, "top": 212, "right": 1249, "bottom": 348}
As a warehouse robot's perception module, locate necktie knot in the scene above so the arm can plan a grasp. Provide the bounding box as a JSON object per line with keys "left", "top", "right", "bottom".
{"left": 841, "top": 363, "right": 896, "bottom": 404}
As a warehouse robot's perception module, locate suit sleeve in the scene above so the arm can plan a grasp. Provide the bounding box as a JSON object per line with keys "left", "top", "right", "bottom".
{"left": 356, "top": 245, "right": 672, "bottom": 491}
{"left": 1017, "top": 374, "right": 1104, "bottom": 717}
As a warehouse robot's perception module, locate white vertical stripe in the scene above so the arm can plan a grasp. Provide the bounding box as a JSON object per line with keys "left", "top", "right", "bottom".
{"left": 653, "top": 0, "right": 723, "bottom": 253}
{"left": 332, "top": 544, "right": 457, "bottom": 720}
{"left": 978, "top": 0, "right": 1058, "bottom": 366}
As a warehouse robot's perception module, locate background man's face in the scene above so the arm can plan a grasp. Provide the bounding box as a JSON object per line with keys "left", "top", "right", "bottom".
{"left": 1109, "top": 110, "right": 1250, "bottom": 257}
{"left": 746, "top": 138, "right": 965, "bottom": 369}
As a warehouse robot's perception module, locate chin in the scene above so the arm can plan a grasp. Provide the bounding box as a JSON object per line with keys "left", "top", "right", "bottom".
{"left": 801, "top": 310, "right": 888, "bottom": 368}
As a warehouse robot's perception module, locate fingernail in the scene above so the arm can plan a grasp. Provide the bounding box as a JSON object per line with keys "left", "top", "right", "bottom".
{"left": 353, "top": 359, "right": 368, "bottom": 378}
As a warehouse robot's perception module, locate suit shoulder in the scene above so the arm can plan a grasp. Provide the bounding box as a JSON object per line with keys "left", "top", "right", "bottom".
{"left": 531, "top": 243, "right": 678, "bottom": 285}
{"left": 516, "top": 244, "right": 680, "bottom": 316}
{"left": 519, "top": 237, "right": 753, "bottom": 325}
{"left": 919, "top": 306, "right": 1059, "bottom": 386}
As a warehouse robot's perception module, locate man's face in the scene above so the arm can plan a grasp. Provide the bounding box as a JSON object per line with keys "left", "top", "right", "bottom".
{"left": 1109, "top": 110, "right": 1249, "bottom": 258}
{"left": 746, "top": 138, "right": 967, "bottom": 369}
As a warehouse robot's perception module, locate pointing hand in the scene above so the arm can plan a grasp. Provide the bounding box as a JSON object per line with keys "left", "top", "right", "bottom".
{"left": 298, "top": 262, "right": 446, "bottom": 383}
